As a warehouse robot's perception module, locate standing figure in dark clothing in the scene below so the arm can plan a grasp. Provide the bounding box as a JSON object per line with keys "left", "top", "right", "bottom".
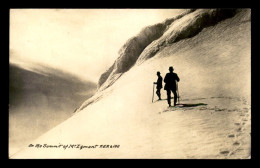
{"left": 164, "top": 66, "right": 180, "bottom": 107}
{"left": 154, "top": 71, "right": 163, "bottom": 100}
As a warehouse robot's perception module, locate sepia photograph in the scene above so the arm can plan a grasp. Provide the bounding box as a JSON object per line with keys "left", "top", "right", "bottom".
{"left": 9, "top": 8, "right": 251, "bottom": 159}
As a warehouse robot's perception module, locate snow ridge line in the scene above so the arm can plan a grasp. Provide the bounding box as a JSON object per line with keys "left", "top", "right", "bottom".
{"left": 98, "top": 9, "right": 238, "bottom": 91}
{"left": 97, "top": 9, "right": 196, "bottom": 89}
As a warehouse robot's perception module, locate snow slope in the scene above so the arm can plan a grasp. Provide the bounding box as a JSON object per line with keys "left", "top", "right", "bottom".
{"left": 11, "top": 9, "right": 251, "bottom": 159}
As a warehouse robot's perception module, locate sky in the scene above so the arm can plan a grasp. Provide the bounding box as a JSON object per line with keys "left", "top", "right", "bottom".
{"left": 10, "top": 9, "right": 184, "bottom": 83}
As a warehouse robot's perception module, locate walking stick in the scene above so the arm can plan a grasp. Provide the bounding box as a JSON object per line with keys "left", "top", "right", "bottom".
{"left": 152, "top": 83, "right": 155, "bottom": 103}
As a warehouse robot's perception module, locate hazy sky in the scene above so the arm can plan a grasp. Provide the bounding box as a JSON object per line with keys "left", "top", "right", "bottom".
{"left": 10, "top": 9, "right": 184, "bottom": 83}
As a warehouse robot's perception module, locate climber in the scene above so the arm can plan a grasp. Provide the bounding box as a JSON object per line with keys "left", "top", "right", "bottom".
{"left": 154, "top": 71, "right": 163, "bottom": 100}
{"left": 164, "top": 66, "right": 180, "bottom": 107}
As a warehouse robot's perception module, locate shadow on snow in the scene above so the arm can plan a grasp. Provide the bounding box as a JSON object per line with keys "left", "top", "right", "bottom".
{"left": 175, "top": 103, "right": 208, "bottom": 108}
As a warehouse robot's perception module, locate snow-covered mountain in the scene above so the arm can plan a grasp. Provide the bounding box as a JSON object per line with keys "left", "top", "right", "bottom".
{"left": 11, "top": 9, "right": 251, "bottom": 159}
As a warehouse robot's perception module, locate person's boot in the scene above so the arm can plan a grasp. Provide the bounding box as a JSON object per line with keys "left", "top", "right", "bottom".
{"left": 174, "top": 97, "right": 177, "bottom": 106}
{"left": 174, "top": 102, "right": 177, "bottom": 106}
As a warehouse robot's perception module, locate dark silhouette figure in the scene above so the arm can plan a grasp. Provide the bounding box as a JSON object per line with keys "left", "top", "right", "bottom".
{"left": 154, "top": 71, "right": 163, "bottom": 100}
{"left": 164, "top": 66, "right": 180, "bottom": 107}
